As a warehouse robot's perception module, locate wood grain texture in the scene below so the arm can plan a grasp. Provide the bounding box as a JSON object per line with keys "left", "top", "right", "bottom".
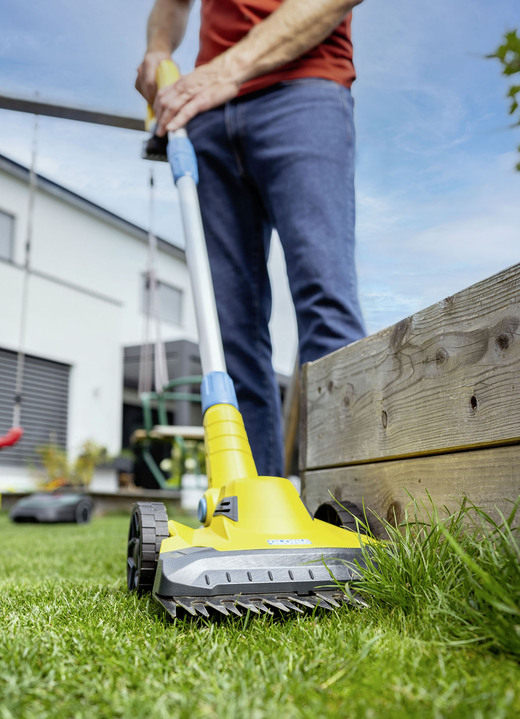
{"left": 302, "top": 445, "right": 520, "bottom": 537}
{"left": 302, "top": 263, "right": 520, "bottom": 470}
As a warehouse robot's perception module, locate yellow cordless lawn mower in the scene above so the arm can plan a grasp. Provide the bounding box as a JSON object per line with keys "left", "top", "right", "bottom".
{"left": 126, "top": 61, "right": 371, "bottom": 618}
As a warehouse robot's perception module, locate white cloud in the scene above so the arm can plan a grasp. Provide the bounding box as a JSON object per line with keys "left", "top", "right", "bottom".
{"left": 356, "top": 151, "right": 520, "bottom": 334}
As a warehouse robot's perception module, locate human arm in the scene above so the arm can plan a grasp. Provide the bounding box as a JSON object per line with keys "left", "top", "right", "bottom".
{"left": 153, "top": 0, "right": 365, "bottom": 133}
{"left": 135, "top": 0, "right": 195, "bottom": 104}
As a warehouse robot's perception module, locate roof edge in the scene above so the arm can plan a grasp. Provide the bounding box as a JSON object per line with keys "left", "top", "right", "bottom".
{"left": 0, "top": 152, "right": 185, "bottom": 262}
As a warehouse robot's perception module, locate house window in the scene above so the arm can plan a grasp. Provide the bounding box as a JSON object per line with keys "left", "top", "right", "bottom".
{"left": 142, "top": 274, "right": 183, "bottom": 326}
{"left": 0, "top": 348, "right": 70, "bottom": 467}
{"left": 0, "top": 210, "right": 14, "bottom": 262}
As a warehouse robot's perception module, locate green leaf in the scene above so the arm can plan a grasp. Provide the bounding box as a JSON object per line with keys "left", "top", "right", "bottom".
{"left": 489, "top": 29, "right": 520, "bottom": 169}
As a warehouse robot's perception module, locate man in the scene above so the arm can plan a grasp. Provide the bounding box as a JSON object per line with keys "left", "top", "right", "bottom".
{"left": 136, "top": 0, "right": 366, "bottom": 477}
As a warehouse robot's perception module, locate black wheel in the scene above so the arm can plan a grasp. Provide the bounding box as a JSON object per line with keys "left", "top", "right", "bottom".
{"left": 74, "top": 498, "right": 93, "bottom": 524}
{"left": 314, "top": 500, "right": 369, "bottom": 535}
{"left": 127, "top": 502, "right": 169, "bottom": 594}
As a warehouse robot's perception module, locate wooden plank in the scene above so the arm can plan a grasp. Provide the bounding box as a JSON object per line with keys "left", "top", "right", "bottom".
{"left": 302, "top": 263, "right": 520, "bottom": 470}
{"left": 131, "top": 425, "right": 204, "bottom": 443}
{"left": 302, "top": 444, "right": 520, "bottom": 537}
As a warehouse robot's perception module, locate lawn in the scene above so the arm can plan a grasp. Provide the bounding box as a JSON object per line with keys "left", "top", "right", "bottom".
{"left": 0, "top": 501, "right": 519, "bottom": 719}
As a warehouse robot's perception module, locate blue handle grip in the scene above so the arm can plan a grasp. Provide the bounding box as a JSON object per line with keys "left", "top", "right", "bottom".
{"left": 167, "top": 134, "right": 199, "bottom": 184}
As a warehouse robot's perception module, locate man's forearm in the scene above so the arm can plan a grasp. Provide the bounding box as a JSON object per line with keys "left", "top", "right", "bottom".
{"left": 221, "top": 0, "right": 364, "bottom": 86}
{"left": 136, "top": 0, "right": 194, "bottom": 103}
{"left": 146, "top": 0, "right": 194, "bottom": 54}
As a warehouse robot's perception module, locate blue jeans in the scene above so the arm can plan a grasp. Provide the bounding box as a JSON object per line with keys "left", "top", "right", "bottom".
{"left": 188, "top": 79, "right": 365, "bottom": 477}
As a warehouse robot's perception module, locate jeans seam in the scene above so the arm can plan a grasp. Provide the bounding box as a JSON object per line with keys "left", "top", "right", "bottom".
{"left": 250, "top": 222, "right": 275, "bottom": 475}
{"left": 335, "top": 85, "right": 355, "bottom": 141}
{"left": 335, "top": 86, "right": 357, "bottom": 298}
{"left": 241, "top": 99, "right": 276, "bottom": 473}
{"left": 224, "top": 102, "right": 245, "bottom": 178}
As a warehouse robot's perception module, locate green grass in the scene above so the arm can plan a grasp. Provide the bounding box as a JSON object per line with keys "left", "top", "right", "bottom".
{"left": 0, "top": 501, "right": 519, "bottom": 719}
{"left": 348, "top": 496, "right": 520, "bottom": 656}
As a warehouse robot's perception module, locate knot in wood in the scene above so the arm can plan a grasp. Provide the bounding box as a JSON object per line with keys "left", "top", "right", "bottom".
{"left": 435, "top": 348, "right": 449, "bottom": 366}
{"left": 494, "top": 317, "right": 518, "bottom": 352}
{"left": 496, "top": 332, "right": 511, "bottom": 351}
{"left": 390, "top": 318, "right": 411, "bottom": 350}
{"left": 386, "top": 501, "right": 402, "bottom": 526}
{"left": 342, "top": 383, "right": 355, "bottom": 410}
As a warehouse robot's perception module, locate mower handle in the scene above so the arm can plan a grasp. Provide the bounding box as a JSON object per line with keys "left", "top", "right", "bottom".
{"left": 145, "top": 59, "right": 181, "bottom": 131}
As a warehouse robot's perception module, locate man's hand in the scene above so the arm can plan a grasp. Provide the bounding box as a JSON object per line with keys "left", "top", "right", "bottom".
{"left": 152, "top": 57, "right": 242, "bottom": 135}
{"left": 135, "top": 50, "right": 173, "bottom": 105}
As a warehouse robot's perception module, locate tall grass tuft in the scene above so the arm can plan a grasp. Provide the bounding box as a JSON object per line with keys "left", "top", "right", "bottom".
{"left": 439, "top": 498, "right": 520, "bottom": 655}
{"left": 346, "top": 494, "right": 520, "bottom": 656}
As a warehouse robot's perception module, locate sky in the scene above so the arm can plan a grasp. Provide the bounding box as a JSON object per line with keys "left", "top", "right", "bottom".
{"left": 0, "top": 0, "right": 518, "bottom": 375}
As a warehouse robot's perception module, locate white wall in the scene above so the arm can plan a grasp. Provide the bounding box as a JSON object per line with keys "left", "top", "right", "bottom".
{"left": 25, "top": 185, "right": 198, "bottom": 347}
{"left": 0, "top": 161, "right": 197, "bottom": 488}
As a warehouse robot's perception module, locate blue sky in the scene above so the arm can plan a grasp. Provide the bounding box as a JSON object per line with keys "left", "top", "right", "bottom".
{"left": 0, "top": 0, "right": 518, "bottom": 373}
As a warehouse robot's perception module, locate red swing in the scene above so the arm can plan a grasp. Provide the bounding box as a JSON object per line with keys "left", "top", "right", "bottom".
{"left": 0, "top": 426, "right": 24, "bottom": 450}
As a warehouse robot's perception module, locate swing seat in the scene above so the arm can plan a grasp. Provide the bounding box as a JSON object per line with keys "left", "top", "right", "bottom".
{"left": 0, "top": 426, "right": 24, "bottom": 449}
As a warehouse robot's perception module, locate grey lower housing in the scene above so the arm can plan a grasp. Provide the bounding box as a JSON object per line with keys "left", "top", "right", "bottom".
{"left": 153, "top": 545, "right": 367, "bottom": 617}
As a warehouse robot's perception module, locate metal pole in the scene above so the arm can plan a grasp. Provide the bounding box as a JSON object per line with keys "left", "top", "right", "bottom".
{"left": 173, "top": 129, "right": 226, "bottom": 376}
{"left": 13, "top": 110, "right": 39, "bottom": 428}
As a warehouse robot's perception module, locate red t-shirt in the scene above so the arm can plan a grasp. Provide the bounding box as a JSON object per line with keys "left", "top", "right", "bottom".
{"left": 196, "top": 0, "right": 356, "bottom": 95}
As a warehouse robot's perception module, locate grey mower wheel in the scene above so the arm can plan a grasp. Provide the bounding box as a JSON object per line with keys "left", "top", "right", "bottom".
{"left": 314, "top": 500, "right": 369, "bottom": 535}
{"left": 127, "top": 502, "right": 169, "bottom": 594}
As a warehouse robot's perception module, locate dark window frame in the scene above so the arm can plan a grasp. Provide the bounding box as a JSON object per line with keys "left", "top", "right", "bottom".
{"left": 0, "top": 208, "right": 15, "bottom": 262}
{"left": 141, "top": 273, "right": 183, "bottom": 327}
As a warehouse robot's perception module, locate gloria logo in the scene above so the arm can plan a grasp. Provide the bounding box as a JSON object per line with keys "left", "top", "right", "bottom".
{"left": 267, "top": 538, "right": 312, "bottom": 546}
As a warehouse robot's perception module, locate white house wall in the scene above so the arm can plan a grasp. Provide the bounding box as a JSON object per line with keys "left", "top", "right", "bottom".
{"left": 27, "top": 184, "right": 198, "bottom": 346}
{"left": 0, "top": 159, "right": 197, "bottom": 489}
